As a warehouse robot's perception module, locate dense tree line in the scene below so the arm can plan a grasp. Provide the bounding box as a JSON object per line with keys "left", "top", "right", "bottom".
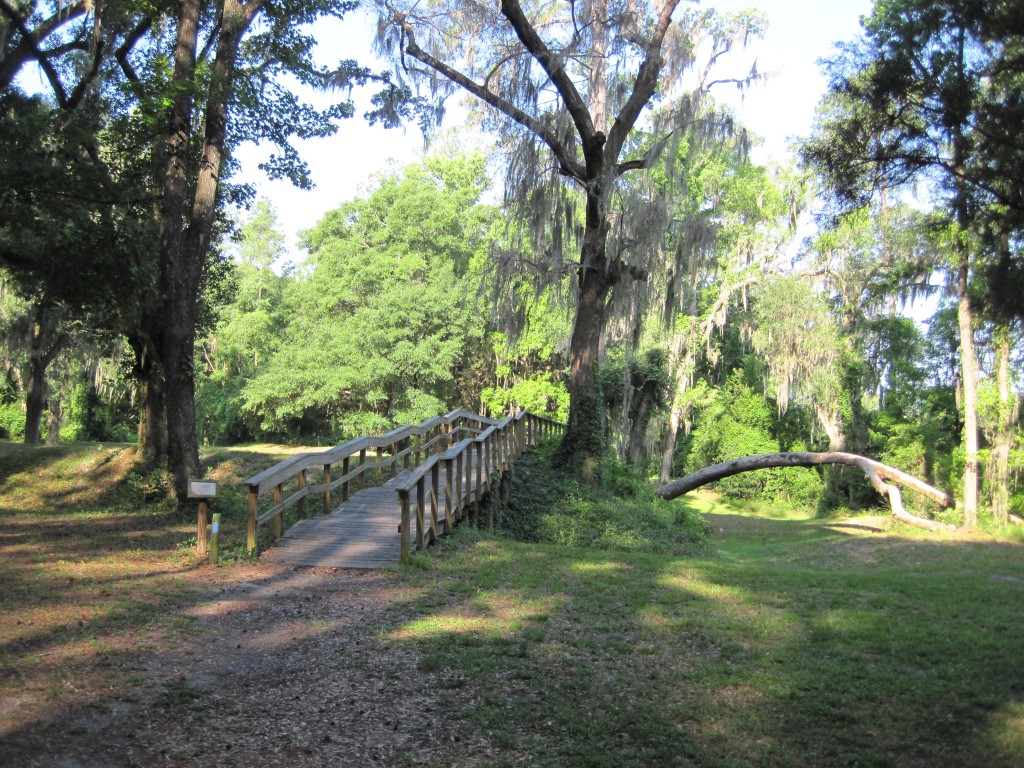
{"left": 0, "top": 0, "right": 1020, "bottom": 524}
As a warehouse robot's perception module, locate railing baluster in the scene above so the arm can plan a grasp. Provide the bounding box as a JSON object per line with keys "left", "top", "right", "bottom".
{"left": 416, "top": 476, "right": 426, "bottom": 551}
{"left": 323, "top": 463, "right": 332, "bottom": 514}
{"left": 342, "top": 456, "right": 350, "bottom": 501}
{"left": 455, "top": 450, "right": 464, "bottom": 523}
{"left": 273, "top": 483, "right": 283, "bottom": 540}
{"left": 297, "top": 469, "right": 307, "bottom": 520}
{"left": 399, "top": 489, "right": 410, "bottom": 564}
{"left": 443, "top": 456, "right": 453, "bottom": 531}
{"left": 430, "top": 461, "right": 440, "bottom": 536}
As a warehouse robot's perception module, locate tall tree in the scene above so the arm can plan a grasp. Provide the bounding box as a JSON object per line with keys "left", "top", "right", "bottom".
{"left": 242, "top": 155, "right": 494, "bottom": 439}
{"left": 802, "top": 0, "right": 1024, "bottom": 525}
{"left": 376, "top": 0, "right": 763, "bottom": 475}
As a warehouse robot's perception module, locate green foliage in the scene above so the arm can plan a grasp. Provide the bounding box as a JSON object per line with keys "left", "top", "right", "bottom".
{"left": 0, "top": 402, "right": 25, "bottom": 440}
{"left": 58, "top": 375, "right": 135, "bottom": 443}
{"left": 481, "top": 373, "right": 568, "bottom": 422}
{"left": 239, "top": 155, "right": 494, "bottom": 440}
{"left": 684, "top": 372, "right": 823, "bottom": 508}
{"left": 502, "top": 440, "right": 710, "bottom": 555}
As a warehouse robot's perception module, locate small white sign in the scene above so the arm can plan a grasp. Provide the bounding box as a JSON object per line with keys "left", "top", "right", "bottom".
{"left": 187, "top": 480, "right": 218, "bottom": 498}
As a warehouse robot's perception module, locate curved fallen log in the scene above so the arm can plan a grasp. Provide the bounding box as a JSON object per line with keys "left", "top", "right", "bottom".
{"left": 657, "top": 452, "right": 957, "bottom": 532}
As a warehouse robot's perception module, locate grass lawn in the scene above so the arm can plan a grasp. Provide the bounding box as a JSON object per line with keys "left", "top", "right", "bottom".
{"left": 388, "top": 498, "right": 1024, "bottom": 767}
{"left": 1, "top": 440, "right": 1022, "bottom": 766}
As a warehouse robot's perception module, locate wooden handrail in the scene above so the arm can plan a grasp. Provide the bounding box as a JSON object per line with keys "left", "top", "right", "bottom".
{"left": 243, "top": 408, "right": 566, "bottom": 554}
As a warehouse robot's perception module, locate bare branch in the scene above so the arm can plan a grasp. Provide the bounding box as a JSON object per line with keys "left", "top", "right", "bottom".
{"left": 499, "top": 0, "right": 596, "bottom": 144}
{"left": 397, "top": 15, "right": 587, "bottom": 181}
{"left": 604, "top": 0, "right": 680, "bottom": 162}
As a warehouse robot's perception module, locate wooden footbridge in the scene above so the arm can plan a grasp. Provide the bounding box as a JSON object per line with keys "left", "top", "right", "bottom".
{"left": 243, "top": 410, "right": 563, "bottom": 568}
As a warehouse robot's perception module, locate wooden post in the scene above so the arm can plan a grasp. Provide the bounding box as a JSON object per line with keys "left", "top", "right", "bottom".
{"left": 273, "top": 483, "right": 283, "bottom": 540}
{"left": 475, "top": 440, "right": 484, "bottom": 502}
{"left": 443, "top": 456, "right": 453, "bottom": 532}
{"left": 342, "top": 456, "right": 350, "bottom": 501}
{"left": 399, "top": 490, "right": 410, "bottom": 564}
{"left": 375, "top": 446, "right": 383, "bottom": 485}
{"left": 359, "top": 449, "right": 367, "bottom": 490}
{"left": 323, "top": 463, "right": 332, "bottom": 515}
{"left": 209, "top": 512, "right": 221, "bottom": 566}
{"left": 297, "top": 469, "right": 307, "bottom": 520}
{"left": 402, "top": 437, "right": 410, "bottom": 470}
{"left": 197, "top": 499, "right": 208, "bottom": 557}
{"left": 416, "top": 476, "right": 426, "bottom": 551}
{"left": 455, "top": 450, "right": 464, "bottom": 523}
{"left": 247, "top": 489, "right": 257, "bottom": 553}
{"left": 430, "top": 461, "right": 440, "bottom": 536}
{"left": 464, "top": 445, "right": 474, "bottom": 524}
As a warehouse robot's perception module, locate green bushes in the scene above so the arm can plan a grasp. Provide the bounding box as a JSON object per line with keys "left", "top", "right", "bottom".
{"left": 501, "top": 440, "right": 711, "bottom": 555}
{"left": 681, "top": 374, "right": 823, "bottom": 510}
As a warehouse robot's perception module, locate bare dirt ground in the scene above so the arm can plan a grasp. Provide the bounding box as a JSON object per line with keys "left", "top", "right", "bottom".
{"left": 3, "top": 562, "right": 507, "bottom": 768}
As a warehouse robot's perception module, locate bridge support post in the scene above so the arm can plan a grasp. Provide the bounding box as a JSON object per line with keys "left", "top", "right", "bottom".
{"left": 399, "top": 490, "right": 410, "bottom": 564}
{"left": 322, "top": 464, "right": 332, "bottom": 514}
{"left": 247, "top": 489, "right": 257, "bottom": 553}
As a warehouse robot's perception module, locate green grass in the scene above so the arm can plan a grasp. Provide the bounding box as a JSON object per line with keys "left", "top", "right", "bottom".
{"left": 387, "top": 496, "right": 1024, "bottom": 767}
{"left": 2, "top": 439, "right": 1022, "bottom": 766}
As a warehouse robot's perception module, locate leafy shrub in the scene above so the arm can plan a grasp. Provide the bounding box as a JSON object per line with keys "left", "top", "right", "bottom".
{"left": 0, "top": 402, "right": 25, "bottom": 439}
{"left": 481, "top": 373, "right": 569, "bottom": 422}
{"left": 501, "top": 440, "right": 710, "bottom": 555}
{"left": 682, "top": 372, "right": 823, "bottom": 510}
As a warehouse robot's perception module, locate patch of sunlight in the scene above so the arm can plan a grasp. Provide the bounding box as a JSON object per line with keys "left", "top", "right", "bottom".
{"left": 659, "top": 571, "right": 746, "bottom": 603}
{"left": 814, "top": 608, "right": 873, "bottom": 634}
{"left": 986, "top": 701, "right": 1024, "bottom": 757}
{"left": 392, "top": 613, "right": 518, "bottom": 639}
{"left": 570, "top": 560, "right": 629, "bottom": 574}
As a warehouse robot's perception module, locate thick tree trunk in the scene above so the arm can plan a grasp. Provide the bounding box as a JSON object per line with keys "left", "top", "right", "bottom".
{"left": 658, "top": 451, "right": 957, "bottom": 532}
{"left": 558, "top": 191, "right": 613, "bottom": 479}
{"left": 130, "top": 335, "right": 166, "bottom": 465}
{"left": 24, "top": 362, "right": 45, "bottom": 445}
{"left": 23, "top": 303, "right": 66, "bottom": 445}
{"left": 158, "top": 0, "right": 258, "bottom": 501}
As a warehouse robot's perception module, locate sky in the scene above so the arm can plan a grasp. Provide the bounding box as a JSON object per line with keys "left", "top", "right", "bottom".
{"left": 234, "top": 0, "right": 876, "bottom": 259}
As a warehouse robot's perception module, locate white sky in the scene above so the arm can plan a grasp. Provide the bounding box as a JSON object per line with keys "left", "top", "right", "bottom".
{"left": 234, "top": 0, "right": 875, "bottom": 257}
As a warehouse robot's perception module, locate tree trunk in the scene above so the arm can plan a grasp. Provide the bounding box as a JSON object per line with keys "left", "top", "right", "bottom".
{"left": 558, "top": 189, "right": 612, "bottom": 479}
{"left": 23, "top": 302, "right": 66, "bottom": 445}
{"left": 991, "top": 325, "right": 1019, "bottom": 524}
{"left": 657, "top": 451, "right": 957, "bottom": 532}
{"left": 24, "top": 361, "right": 45, "bottom": 445}
{"left": 626, "top": 373, "right": 658, "bottom": 466}
{"left": 158, "top": 0, "right": 259, "bottom": 501}
{"left": 957, "top": 246, "right": 980, "bottom": 526}
{"left": 45, "top": 398, "right": 61, "bottom": 445}
{"left": 132, "top": 336, "right": 166, "bottom": 465}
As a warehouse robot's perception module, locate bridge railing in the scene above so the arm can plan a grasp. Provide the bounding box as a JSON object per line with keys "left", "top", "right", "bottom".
{"left": 393, "top": 411, "right": 565, "bottom": 562}
{"left": 242, "top": 408, "right": 565, "bottom": 553}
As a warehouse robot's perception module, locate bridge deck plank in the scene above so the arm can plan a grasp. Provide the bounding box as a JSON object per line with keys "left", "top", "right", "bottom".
{"left": 261, "top": 463, "right": 486, "bottom": 569}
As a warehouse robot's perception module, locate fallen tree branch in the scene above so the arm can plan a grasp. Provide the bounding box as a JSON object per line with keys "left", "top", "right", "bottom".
{"left": 657, "top": 451, "right": 957, "bottom": 532}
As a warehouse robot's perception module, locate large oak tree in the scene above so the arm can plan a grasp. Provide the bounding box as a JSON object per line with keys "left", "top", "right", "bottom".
{"left": 376, "top": 0, "right": 762, "bottom": 474}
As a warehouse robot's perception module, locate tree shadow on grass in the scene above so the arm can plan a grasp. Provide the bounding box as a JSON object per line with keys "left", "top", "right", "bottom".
{"left": 2, "top": 514, "right": 1023, "bottom": 768}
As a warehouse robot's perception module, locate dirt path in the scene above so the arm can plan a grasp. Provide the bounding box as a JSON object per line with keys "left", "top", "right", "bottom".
{"left": 3, "top": 564, "right": 508, "bottom": 768}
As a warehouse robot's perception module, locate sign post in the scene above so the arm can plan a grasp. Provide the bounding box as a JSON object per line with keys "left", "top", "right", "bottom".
{"left": 187, "top": 480, "right": 219, "bottom": 559}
